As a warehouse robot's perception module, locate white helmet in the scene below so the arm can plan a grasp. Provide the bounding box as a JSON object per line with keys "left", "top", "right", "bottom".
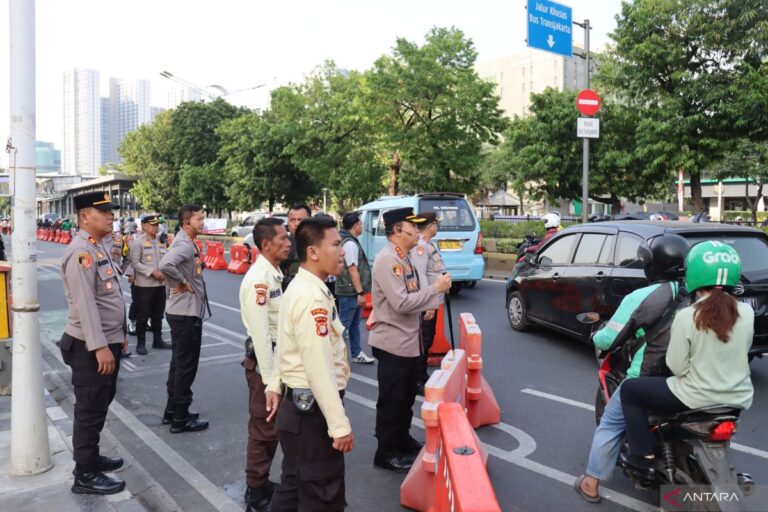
{"left": 542, "top": 213, "right": 561, "bottom": 229}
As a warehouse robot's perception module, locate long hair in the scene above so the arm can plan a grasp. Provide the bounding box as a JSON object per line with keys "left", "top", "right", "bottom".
{"left": 693, "top": 287, "right": 740, "bottom": 342}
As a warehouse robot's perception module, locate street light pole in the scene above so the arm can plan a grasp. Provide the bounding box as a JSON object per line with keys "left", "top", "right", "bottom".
{"left": 9, "top": 0, "right": 52, "bottom": 476}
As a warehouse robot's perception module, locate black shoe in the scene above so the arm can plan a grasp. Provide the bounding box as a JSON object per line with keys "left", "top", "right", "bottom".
{"left": 162, "top": 410, "right": 199, "bottom": 425}
{"left": 374, "top": 452, "right": 413, "bottom": 473}
{"left": 245, "top": 481, "right": 278, "bottom": 511}
{"left": 121, "top": 351, "right": 132, "bottom": 358}
{"left": 404, "top": 436, "right": 423, "bottom": 456}
{"left": 71, "top": 471, "right": 126, "bottom": 495}
{"left": 170, "top": 417, "right": 209, "bottom": 433}
{"left": 152, "top": 339, "right": 172, "bottom": 349}
{"left": 620, "top": 453, "right": 657, "bottom": 481}
{"left": 95, "top": 455, "right": 124, "bottom": 472}
{"left": 136, "top": 343, "right": 147, "bottom": 356}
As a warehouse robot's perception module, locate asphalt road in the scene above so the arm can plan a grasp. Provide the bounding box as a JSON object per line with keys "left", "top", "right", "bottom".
{"left": 32, "top": 239, "right": 768, "bottom": 511}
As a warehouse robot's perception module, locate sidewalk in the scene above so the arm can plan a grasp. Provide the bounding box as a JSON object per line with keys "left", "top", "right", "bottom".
{"left": 0, "top": 391, "right": 146, "bottom": 512}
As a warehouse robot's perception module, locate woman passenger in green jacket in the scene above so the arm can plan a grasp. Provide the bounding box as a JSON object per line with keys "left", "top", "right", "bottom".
{"left": 620, "top": 240, "right": 754, "bottom": 478}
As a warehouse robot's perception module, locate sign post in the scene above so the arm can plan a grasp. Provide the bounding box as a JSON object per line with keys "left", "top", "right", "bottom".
{"left": 573, "top": 19, "right": 593, "bottom": 224}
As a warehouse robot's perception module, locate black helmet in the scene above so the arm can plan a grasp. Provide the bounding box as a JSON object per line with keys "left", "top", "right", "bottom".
{"left": 637, "top": 234, "right": 689, "bottom": 282}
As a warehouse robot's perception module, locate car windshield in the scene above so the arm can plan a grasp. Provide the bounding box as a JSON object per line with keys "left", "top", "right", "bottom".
{"left": 418, "top": 197, "right": 476, "bottom": 232}
{"left": 683, "top": 235, "right": 768, "bottom": 275}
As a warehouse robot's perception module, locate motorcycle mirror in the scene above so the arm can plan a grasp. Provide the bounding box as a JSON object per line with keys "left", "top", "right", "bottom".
{"left": 576, "top": 312, "right": 601, "bottom": 325}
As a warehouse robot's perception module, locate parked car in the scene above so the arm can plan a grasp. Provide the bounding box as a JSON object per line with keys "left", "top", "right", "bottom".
{"left": 356, "top": 193, "right": 485, "bottom": 290}
{"left": 230, "top": 212, "right": 269, "bottom": 238}
{"left": 505, "top": 221, "right": 768, "bottom": 360}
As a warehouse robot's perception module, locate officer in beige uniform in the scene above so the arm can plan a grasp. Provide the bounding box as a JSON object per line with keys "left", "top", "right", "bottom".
{"left": 59, "top": 192, "right": 127, "bottom": 495}
{"left": 159, "top": 204, "right": 210, "bottom": 433}
{"left": 240, "top": 217, "right": 291, "bottom": 511}
{"left": 266, "top": 216, "right": 353, "bottom": 511}
{"left": 130, "top": 214, "right": 171, "bottom": 355}
{"left": 368, "top": 207, "right": 452, "bottom": 473}
{"left": 410, "top": 211, "right": 446, "bottom": 388}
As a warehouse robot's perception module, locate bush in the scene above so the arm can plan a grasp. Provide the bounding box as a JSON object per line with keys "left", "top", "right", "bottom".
{"left": 479, "top": 220, "right": 548, "bottom": 239}
{"left": 494, "top": 238, "right": 524, "bottom": 254}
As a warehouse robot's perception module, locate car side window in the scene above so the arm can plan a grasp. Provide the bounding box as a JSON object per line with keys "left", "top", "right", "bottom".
{"left": 366, "top": 210, "right": 379, "bottom": 234}
{"left": 573, "top": 234, "right": 609, "bottom": 264}
{"left": 597, "top": 235, "right": 616, "bottom": 265}
{"left": 538, "top": 235, "right": 576, "bottom": 266}
{"left": 615, "top": 233, "right": 644, "bottom": 268}
{"left": 375, "top": 211, "right": 389, "bottom": 237}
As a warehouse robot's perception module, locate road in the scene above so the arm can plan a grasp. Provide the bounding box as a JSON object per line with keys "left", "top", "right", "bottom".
{"left": 32, "top": 239, "right": 768, "bottom": 511}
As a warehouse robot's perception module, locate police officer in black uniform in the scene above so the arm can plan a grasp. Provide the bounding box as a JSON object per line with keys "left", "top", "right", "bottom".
{"left": 58, "top": 191, "right": 127, "bottom": 495}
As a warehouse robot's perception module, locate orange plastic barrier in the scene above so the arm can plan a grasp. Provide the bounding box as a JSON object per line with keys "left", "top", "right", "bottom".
{"left": 45, "top": 229, "right": 54, "bottom": 241}
{"left": 427, "top": 304, "right": 451, "bottom": 366}
{"left": 61, "top": 230, "right": 72, "bottom": 244}
{"left": 458, "top": 313, "right": 501, "bottom": 429}
{"left": 249, "top": 246, "right": 260, "bottom": 266}
{"left": 361, "top": 292, "right": 373, "bottom": 319}
{"left": 401, "top": 349, "right": 470, "bottom": 512}
{"left": 430, "top": 403, "right": 501, "bottom": 512}
{"left": 54, "top": 230, "right": 62, "bottom": 243}
{"left": 227, "top": 244, "right": 250, "bottom": 274}
{"left": 204, "top": 241, "right": 228, "bottom": 270}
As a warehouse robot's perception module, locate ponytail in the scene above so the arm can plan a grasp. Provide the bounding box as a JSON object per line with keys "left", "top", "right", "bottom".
{"left": 693, "top": 288, "right": 739, "bottom": 342}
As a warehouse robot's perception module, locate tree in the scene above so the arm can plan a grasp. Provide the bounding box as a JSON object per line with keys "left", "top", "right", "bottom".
{"left": 598, "top": 0, "right": 768, "bottom": 211}
{"left": 708, "top": 140, "right": 768, "bottom": 222}
{"left": 369, "top": 27, "right": 507, "bottom": 195}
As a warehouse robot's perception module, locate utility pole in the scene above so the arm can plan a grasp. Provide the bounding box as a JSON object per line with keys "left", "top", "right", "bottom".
{"left": 573, "top": 19, "right": 591, "bottom": 223}
{"left": 9, "top": 0, "right": 51, "bottom": 475}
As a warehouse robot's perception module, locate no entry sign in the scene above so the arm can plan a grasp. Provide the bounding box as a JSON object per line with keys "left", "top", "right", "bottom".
{"left": 576, "top": 89, "right": 601, "bottom": 116}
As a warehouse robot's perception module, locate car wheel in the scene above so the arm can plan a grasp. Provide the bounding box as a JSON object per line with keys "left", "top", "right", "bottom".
{"left": 507, "top": 291, "right": 529, "bottom": 331}
{"left": 465, "top": 280, "right": 477, "bottom": 289}
{"left": 449, "top": 282, "right": 463, "bottom": 295}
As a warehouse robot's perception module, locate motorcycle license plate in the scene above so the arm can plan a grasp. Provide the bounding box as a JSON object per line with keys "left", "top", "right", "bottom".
{"left": 438, "top": 240, "right": 462, "bottom": 251}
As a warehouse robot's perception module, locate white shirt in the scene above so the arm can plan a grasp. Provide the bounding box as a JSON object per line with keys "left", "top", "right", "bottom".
{"left": 343, "top": 239, "right": 359, "bottom": 267}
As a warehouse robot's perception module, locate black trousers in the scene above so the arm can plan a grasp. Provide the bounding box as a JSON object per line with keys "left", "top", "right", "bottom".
{"left": 134, "top": 286, "right": 166, "bottom": 340}
{"left": 58, "top": 334, "right": 121, "bottom": 472}
{"left": 372, "top": 347, "right": 419, "bottom": 454}
{"left": 418, "top": 313, "right": 437, "bottom": 384}
{"left": 620, "top": 376, "right": 687, "bottom": 457}
{"left": 128, "top": 284, "right": 137, "bottom": 321}
{"left": 165, "top": 314, "right": 203, "bottom": 418}
{"left": 271, "top": 391, "right": 346, "bottom": 512}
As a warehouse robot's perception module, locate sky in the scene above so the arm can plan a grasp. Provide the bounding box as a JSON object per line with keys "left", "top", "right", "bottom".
{"left": 0, "top": 0, "right": 626, "bottom": 168}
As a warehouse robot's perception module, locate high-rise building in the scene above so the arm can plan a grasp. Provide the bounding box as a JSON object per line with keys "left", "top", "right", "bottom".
{"left": 36, "top": 141, "right": 61, "bottom": 173}
{"left": 475, "top": 45, "right": 593, "bottom": 118}
{"left": 167, "top": 86, "right": 203, "bottom": 109}
{"left": 108, "top": 78, "right": 151, "bottom": 163}
{"left": 62, "top": 69, "right": 102, "bottom": 176}
{"left": 100, "top": 97, "right": 110, "bottom": 167}
{"left": 150, "top": 106, "right": 166, "bottom": 122}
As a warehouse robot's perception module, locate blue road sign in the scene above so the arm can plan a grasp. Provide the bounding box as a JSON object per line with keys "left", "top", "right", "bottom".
{"left": 526, "top": 0, "right": 573, "bottom": 57}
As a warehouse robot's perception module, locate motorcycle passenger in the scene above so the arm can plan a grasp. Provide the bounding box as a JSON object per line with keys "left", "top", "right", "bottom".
{"left": 525, "top": 212, "right": 561, "bottom": 253}
{"left": 575, "top": 234, "right": 689, "bottom": 503}
{"left": 621, "top": 241, "right": 754, "bottom": 479}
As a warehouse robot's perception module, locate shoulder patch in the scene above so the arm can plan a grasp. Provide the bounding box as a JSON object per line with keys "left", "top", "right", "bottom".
{"left": 311, "top": 308, "right": 328, "bottom": 317}
{"left": 392, "top": 264, "right": 403, "bottom": 277}
{"left": 256, "top": 288, "right": 267, "bottom": 306}
{"left": 416, "top": 246, "right": 425, "bottom": 256}
{"left": 78, "top": 253, "right": 92, "bottom": 269}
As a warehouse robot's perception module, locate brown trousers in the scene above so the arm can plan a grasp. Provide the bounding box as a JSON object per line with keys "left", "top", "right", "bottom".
{"left": 244, "top": 362, "right": 278, "bottom": 487}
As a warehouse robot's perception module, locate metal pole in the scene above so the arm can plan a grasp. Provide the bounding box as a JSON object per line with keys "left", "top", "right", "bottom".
{"left": 581, "top": 19, "right": 590, "bottom": 224}
{"left": 9, "top": 0, "right": 51, "bottom": 475}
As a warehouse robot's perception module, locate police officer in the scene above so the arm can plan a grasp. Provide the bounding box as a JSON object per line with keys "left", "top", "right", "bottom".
{"left": 411, "top": 211, "right": 446, "bottom": 389}
{"left": 130, "top": 215, "right": 171, "bottom": 355}
{"left": 58, "top": 191, "right": 127, "bottom": 495}
{"left": 279, "top": 204, "right": 311, "bottom": 291}
{"left": 265, "top": 216, "right": 353, "bottom": 511}
{"left": 103, "top": 225, "right": 133, "bottom": 357}
{"left": 159, "top": 204, "right": 210, "bottom": 433}
{"left": 368, "top": 207, "right": 451, "bottom": 473}
{"left": 240, "top": 218, "right": 291, "bottom": 511}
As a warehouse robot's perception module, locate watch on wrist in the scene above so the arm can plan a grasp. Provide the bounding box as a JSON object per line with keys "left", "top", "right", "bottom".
{"left": 357, "top": 291, "right": 365, "bottom": 296}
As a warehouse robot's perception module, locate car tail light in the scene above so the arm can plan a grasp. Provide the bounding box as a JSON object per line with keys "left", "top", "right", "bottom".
{"left": 709, "top": 421, "right": 737, "bottom": 441}
{"left": 475, "top": 232, "right": 484, "bottom": 255}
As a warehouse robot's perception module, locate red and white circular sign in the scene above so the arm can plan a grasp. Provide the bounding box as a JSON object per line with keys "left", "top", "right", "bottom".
{"left": 576, "top": 89, "right": 601, "bottom": 116}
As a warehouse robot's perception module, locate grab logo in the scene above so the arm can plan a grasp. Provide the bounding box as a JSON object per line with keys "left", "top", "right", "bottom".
{"left": 702, "top": 251, "right": 740, "bottom": 265}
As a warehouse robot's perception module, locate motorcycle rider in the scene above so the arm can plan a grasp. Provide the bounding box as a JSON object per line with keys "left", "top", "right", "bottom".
{"left": 574, "top": 234, "right": 689, "bottom": 503}
{"left": 525, "top": 212, "right": 561, "bottom": 254}
{"left": 621, "top": 241, "right": 754, "bottom": 479}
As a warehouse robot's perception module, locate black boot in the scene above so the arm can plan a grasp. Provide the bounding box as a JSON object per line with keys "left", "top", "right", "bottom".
{"left": 170, "top": 404, "right": 208, "bottom": 433}
{"left": 136, "top": 337, "right": 147, "bottom": 356}
{"left": 95, "top": 455, "right": 124, "bottom": 472}
{"left": 162, "top": 409, "right": 200, "bottom": 425}
{"left": 244, "top": 481, "right": 277, "bottom": 511}
{"left": 71, "top": 471, "right": 125, "bottom": 495}
{"left": 152, "top": 331, "right": 171, "bottom": 349}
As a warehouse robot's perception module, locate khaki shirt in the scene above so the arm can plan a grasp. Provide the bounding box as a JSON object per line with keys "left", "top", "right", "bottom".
{"left": 266, "top": 267, "right": 351, "bottom": 438}
{"left": 368, "top": 241, "right": 439, "bottom": 357}
{"left": 160, "top": 229, "right": 206, "bottom": 318}
{"left": 130, "top": 233, "right": 167, "bottom": 288}
{"left": 411, "top": 236, "right": 446, "bottom": 309}
{"left": 62, "top": 230, "right": 126, "bottom": 351}
{"left": 239, "top": 255, "right": 283, "bottom": 380}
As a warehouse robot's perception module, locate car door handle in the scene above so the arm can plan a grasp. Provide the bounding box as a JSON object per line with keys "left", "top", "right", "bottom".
{"left": 595, "top": 271, "right": 606, "bottom": 282}
{"left": 552, "top": 273, "right": 560, "bottom": 281}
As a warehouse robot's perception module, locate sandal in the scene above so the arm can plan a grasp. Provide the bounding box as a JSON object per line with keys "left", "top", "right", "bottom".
{"left": 574, "top": 475, "right": 601, "bottom": 503}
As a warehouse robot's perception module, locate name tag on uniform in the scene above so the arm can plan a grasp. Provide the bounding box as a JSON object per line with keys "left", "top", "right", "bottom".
{"left": 269, "top": 289, "right": 281, "bottom": 299}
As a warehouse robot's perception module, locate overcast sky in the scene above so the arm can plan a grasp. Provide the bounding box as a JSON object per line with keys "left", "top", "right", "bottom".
{"left": 0, "top": 0, "right": 625, "bottom": 167}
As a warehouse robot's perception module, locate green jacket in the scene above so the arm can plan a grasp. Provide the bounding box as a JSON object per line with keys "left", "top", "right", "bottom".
{"left": 336, "top": 230, "right": 371, "bottom": 297}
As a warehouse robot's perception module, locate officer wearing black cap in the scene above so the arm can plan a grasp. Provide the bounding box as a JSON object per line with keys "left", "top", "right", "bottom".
{"left": 130, "top": 214, "right": 171, "bottom": 355}
{"left": 58, "top": 191, "right": 127, "bottom": 495}
{"left": 368, "top": 207, "right": 452, "bottom": 473}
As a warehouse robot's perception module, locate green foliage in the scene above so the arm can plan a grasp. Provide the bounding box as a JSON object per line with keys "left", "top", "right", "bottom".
{"left": 494, "top": 238, "right": 524, "bottom": 254}
{"left": 479, "top": 220, "right": 547, "bottom": 239}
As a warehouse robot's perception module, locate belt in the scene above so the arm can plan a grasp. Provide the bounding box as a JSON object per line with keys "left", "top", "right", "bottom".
{"left": 284, "top": 386, "right": 345, "bottom": 399}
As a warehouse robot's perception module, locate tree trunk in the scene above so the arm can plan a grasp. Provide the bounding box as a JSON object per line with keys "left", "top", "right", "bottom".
{"left": 388, "top": 152, "right": 401, "bottom": 196}
{"left": 746, "top": 180, "right": 763, "bottom": 224}
{"left": 690, "top": 171, "right": 705, "bottom": 212}
{"left": 268, "top": 197, "right": 274, "bottom": 212}
{"left": 611, "top": 196, "right": 622, "bottom": 215}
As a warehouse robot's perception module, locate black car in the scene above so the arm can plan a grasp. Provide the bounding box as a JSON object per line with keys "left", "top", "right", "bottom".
{"left": 505, "top": 221, "right": 768, "bottom": 359}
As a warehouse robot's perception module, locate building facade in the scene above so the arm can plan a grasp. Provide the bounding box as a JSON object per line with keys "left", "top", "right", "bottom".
{"left": 167, "top": 86, "right": 203, "bottom": 109}
{"left": 108, "top": 78, "right": 152, "bottom": 163}
{"left": 62, "top": 68, "right": 102, "bottom": 177}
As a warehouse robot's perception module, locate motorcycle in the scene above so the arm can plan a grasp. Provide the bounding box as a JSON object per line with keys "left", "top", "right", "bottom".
{"left": 577, "top": 312, "right": 755, "bottom": 511}
{"left": 515, "top": 233, "right": 540, "bottom": 260}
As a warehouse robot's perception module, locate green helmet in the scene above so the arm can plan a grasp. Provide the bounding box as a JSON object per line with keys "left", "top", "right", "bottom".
{"left": 685, "top": 241, "right": 742, "bottom": 293}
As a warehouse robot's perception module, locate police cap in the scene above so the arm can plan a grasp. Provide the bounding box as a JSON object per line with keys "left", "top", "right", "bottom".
{"left": 383, "top": 207, "right": 426, "bottom": 227}
{"left": 74, "top": 192, "right": 119, "bottom": 212}
{"left": 141, "top": 214, "right": 160, "bottom": 225}
{"left": 417, "top": 211, "right": 439, "bottom": 224}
